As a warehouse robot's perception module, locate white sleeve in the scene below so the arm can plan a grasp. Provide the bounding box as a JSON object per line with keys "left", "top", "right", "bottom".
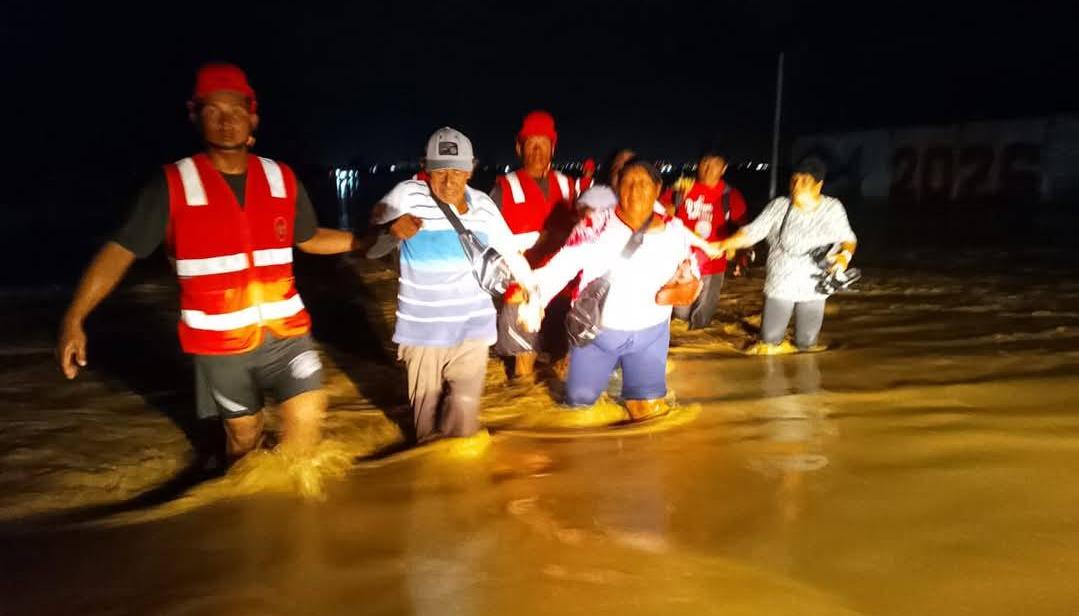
{"left": 481, "top": 199, "right": 538, "bottom": 289}
{"left": 533, "top": 240, "right": 595, "bottom": 306}
{"left": 675, "top": 224, "right": 702, "bottom": 279}
{"left": 830, "top": 200, "right": 858, "bottom": 244}
{"left": 739, "top": 197, "right": 785, "bottom": 246}
{"left": 483, "top": 199, "right": 521, "bottom": 257}
{"left": 370, "top": 181, "right": 415, "bottom": 224}
{"left": 576, "top": 185, "right": 617, "bottom": 211}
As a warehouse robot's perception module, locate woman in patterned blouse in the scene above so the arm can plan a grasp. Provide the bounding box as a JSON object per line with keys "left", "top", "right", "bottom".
{"left": 718, "top": 158, "right": 857, "bottom": 351}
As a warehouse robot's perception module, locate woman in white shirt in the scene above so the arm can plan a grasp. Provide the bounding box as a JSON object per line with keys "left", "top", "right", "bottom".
{"left": 719, "top": 158, "right": 857, "bottom": 350}
{"left": 512, "top": 159, "right": 710, "bottom": 421}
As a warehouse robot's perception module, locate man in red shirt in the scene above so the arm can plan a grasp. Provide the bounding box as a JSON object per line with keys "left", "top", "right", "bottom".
{"left": 660, "top": 150, "right": 747, "bottom": 329}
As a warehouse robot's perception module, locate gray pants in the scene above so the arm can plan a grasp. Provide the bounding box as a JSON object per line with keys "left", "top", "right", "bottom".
{"left": 673, "top": 273, "right": 725, "bottom": 330}
{"left": 397, "top": 339, "right": 489, "bottom": 441}
{"left": 760, "top": 296, "right": 826, "bottom": 350}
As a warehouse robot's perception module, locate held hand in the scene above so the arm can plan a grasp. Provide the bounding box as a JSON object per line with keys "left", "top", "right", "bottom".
{"left": 389, "top": 214, "right": 422, "bottom": 240}
{"left": 505, "top": 285, "right": 527, "bottom": 305}
{"left": 513, "top": 285, "right": 544, "bottom": 333}
{"left": 702, "top": 242, "right": 724, "bottom": 260}
{"left": 56, "top": 321, "right": 88, "bottom": 380}
{"left": 516, "top": 301, "right": 544, "bottom": 334}
{"left": 713, "top": 238, "right": 737, "bottom": 260}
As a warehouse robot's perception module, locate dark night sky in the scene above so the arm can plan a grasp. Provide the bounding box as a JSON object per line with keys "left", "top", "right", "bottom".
{"left": 2, "top": 0, "right": 1076, "bottom": 206}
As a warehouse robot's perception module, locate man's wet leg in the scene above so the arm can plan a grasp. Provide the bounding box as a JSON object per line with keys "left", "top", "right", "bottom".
{"left": 439, "top": 340, "right": 488, "bottom": 437}
{"left": 224, "top": 411, "right": 265, "bottom": 461}
{"left": 278, "top": 390, "right": 327, "bottom": 454}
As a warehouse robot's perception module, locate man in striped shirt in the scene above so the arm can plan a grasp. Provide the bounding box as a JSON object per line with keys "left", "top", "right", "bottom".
{"left": 373, "top": 128, "right": 537, "bottom": 443}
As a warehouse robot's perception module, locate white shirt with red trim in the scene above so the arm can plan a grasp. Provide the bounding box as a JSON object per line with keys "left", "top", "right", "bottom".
{"left": 533, "top": 209, "right": 700, "bottom": 331}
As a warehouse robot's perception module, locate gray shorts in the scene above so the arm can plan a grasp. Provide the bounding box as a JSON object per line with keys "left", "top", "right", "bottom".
{"left": 194, "top": 333, "right": 324, "bottom": 419}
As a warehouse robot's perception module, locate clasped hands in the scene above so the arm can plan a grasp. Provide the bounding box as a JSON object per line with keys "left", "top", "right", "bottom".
{"left": 506, "top": 285, "right": 543, "bottom": 333}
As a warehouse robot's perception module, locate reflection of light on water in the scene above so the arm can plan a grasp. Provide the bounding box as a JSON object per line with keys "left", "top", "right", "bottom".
{"left": 744, "top": 340, "right": 802, "bottom": 355}
{"left": 110, "top": 441, "right": 354, "bottom": 524}
{"left": 225, "top": 442, "right": 353, "bottom": 499}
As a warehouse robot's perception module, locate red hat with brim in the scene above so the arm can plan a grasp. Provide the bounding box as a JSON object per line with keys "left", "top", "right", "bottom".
{"left": 192, "top": 63, "right": 257, "bottom": 111}
{"left": 517, "top": 110, "right": 557, "bottom": 149}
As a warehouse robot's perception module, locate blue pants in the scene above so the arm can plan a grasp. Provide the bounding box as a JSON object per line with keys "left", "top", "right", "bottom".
{"left": 565, "top": 320, "right": 671, "bottom": 406}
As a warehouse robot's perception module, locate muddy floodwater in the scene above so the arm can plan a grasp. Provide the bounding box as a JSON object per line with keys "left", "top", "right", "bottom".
{"left": 2, "top": 253, "right": 1079, "bottom": 616}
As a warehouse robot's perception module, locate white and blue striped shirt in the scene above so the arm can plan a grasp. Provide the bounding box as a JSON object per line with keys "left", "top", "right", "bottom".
{"left": 374, "top": 180, "right": 521, "bottom": 347}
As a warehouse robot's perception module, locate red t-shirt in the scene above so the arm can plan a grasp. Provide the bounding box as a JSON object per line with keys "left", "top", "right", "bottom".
{"left": 660, "top": 179, "right": 747, "bottom": 275}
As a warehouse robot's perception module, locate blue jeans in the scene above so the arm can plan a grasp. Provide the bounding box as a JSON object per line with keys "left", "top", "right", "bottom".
{"left": 565, "top": 320, "right": 671, "bottom": 406}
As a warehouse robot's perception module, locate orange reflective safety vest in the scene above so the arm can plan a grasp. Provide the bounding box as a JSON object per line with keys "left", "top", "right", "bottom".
{"left": 164, "top": 154, "right": 311, "bottom": 355}
{"left": 495, "top": 169, "right": 575, "bottom": 266}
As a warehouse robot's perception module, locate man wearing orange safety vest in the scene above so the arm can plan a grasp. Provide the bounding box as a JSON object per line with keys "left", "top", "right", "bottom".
{"left": 55, "top": 64, "right": 362, "bottom": 463}
{"left": 488, "top": 111, "right": 577, "bottom": 379}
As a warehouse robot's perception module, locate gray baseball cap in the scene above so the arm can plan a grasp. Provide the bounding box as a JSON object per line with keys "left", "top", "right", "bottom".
{"left": 425, "top": 127, "right": 475, "bottom": 171}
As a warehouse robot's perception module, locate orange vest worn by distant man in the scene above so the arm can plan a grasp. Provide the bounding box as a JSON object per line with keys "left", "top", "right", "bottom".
{"left": 493, "top": 111, "right": 576, "bottom": 267}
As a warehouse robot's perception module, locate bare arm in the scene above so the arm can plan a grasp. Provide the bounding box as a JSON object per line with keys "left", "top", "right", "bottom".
{"left": 683, "top": 229, "right": 724, "bottom": 259}
{"left": 717, "top": 198, "right": 784, "bottom": 254}
{"left": 296, "top": 227, "right": 363, "bottom": 254}
{"left": 57, "top": 242, "right": 137, "bottom": 379}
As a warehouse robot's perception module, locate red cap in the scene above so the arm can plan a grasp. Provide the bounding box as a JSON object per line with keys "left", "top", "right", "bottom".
{"left": 192, "top": 63, "right": 256, "bottom": 111}
{"left": 583, "top": 158, "right": 596, "bottom": 173}
{"left": 518, "top": 110, "right": 557, "bottom": 148}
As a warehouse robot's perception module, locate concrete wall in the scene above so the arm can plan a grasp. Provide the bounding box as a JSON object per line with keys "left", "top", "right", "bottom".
{"left": 792, "top": 114, "right": 1079, "bottom": 205}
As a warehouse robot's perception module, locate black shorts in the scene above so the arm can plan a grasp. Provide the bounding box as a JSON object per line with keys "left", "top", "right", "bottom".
{"left": 194, "top": 333, "right": 324, "bottom": 419}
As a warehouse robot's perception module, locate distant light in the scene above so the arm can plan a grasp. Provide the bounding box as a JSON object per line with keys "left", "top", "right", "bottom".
{"left": 390, "top": 164, "right": 396, "bottom": 172}
{"left": 371, "top": 165, "right": 378, "bottom": 173}
{"left": 504, "top": 165, "right": 511, "bottom": 173}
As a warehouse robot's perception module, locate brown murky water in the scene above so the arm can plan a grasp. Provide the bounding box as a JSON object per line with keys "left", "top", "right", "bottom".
{"left": 2, "top": 260, "right": 1079, "bottom": 615}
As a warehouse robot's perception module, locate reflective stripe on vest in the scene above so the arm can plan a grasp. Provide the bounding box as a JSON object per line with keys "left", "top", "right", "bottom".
{"left": 176, "top": 157, "right": 208, "bottom": 206}
{"left": 258, "top": 157, "right": 287, "bottom": 198}
{"left": 175, "top": 252, "right": 249, "bottom": 277}
{"left": 251, "top": 247, "right": 293, "bottom": 267}
{"left": 554, "top": 172, "right": 570, "bottom": 201}
{"left": 506, "top": 170, "right": 571, "bottom": 203}
{"left": 505, "top": 172, "right": 526, "bottom": 204}
{"left": 181, "top": 294, "right": 305, "bottom": 332}
{"left": 175, "top": 248, "right": 293, "bottom": 277}
{"left": 176, "top": 157, "right": 286, "bottom": 206}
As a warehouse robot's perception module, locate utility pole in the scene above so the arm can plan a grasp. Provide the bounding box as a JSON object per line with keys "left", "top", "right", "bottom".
{"left": 769, "top": 51, "right": 785, "bottom": 200}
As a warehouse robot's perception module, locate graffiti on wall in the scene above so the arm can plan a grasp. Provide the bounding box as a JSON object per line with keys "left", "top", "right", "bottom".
{"left": 889, "top": 142, "right": 1041, "bottom": 204}
{"left": 791, "top": 115, "right": 1079, "bottom": 205}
